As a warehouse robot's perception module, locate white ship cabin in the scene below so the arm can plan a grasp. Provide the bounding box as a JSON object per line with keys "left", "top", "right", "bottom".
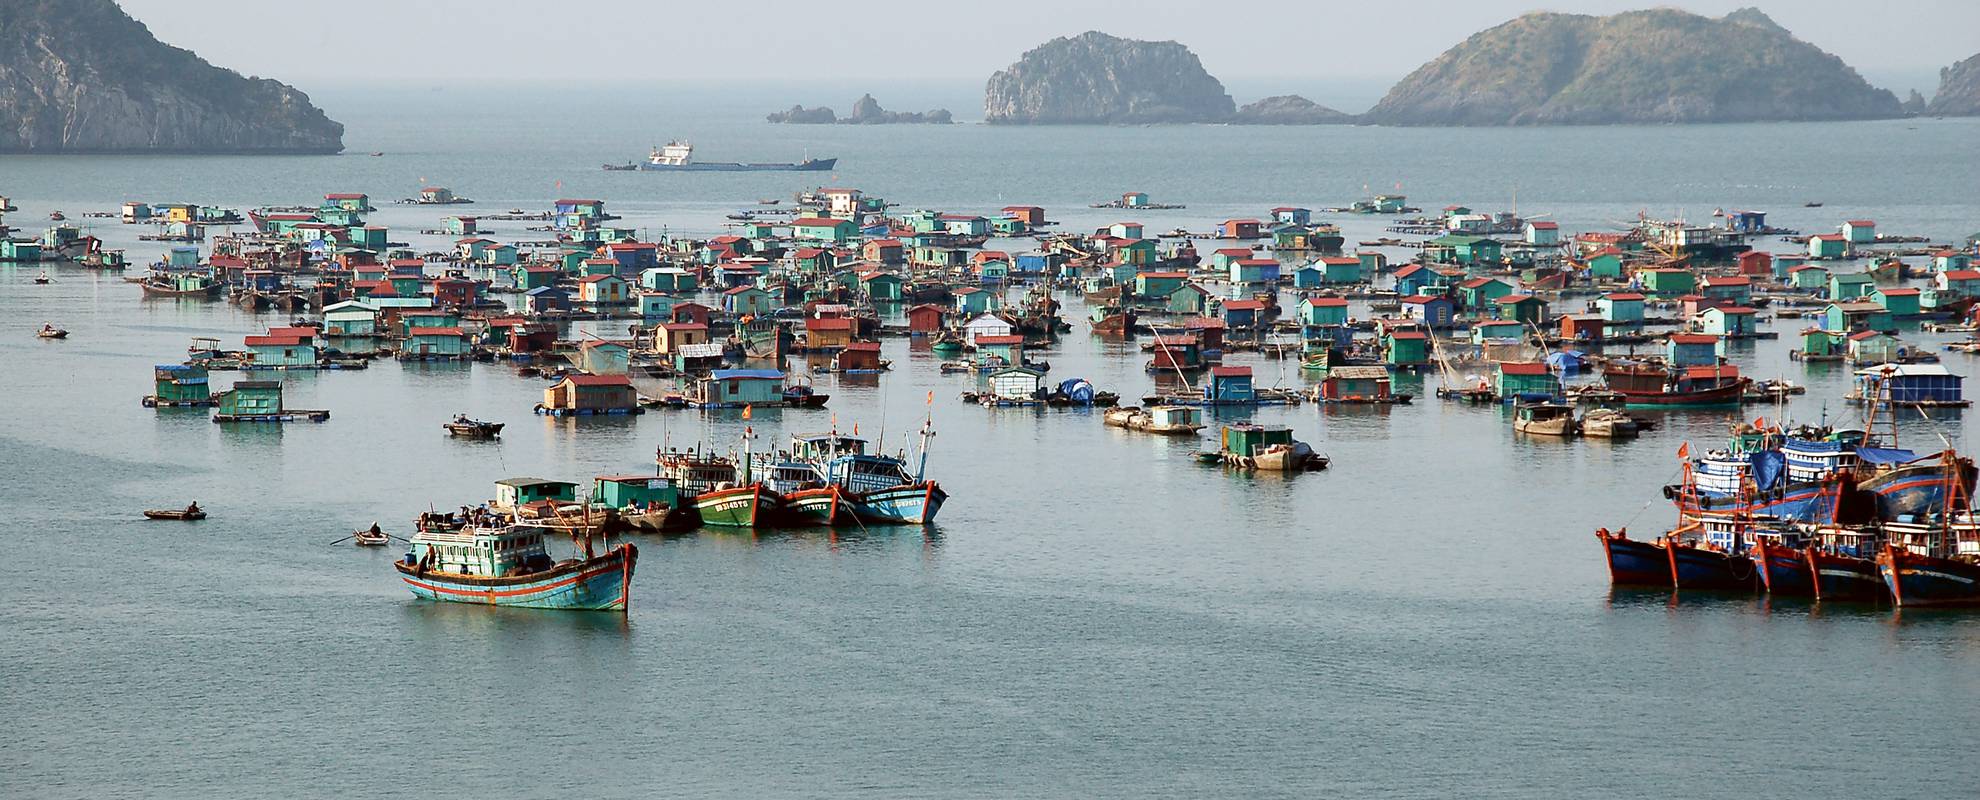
{"left": 791, "top": 433, "right": 869, "bottom": 461}
{"left": 492, "top": 478, "right": 579, "bottom": 512}
{"left": 648, "top": 142, "right": 695, "bottom": 166}
{"left": 407, "top": 525, "right": 553, "bottom": 578}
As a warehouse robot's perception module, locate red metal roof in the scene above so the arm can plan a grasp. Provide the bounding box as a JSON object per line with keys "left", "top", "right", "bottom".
{"left": 1941, "top": 270, "right": 1980, "bottom": 281}
{"left": 1878, "top": 288, "right": 1920, "bottom": 296}
{"left": 1138, "top": 271, "right": 1188, "bottom": 279}
{"left": 1703, "top": 276, "right": 1751, "bottom": 286}
{"left": 1496, "top": 294, "right": 1538, "bottom": 304}
{"left": 1685, "top": 365, "right": 1741, "bottom": 379}
{"left": 579, "top": 274, "right": 623, "bottom": 283}
{"left": 1528, "top": 221, "right": 1559, "bottom": 229}
{"left": 245, "top": 335, "right": 306, "bottom": 347}
{"left": 1602, "top": 292, "right": 1645, "bottom": 301}
{"left": 1210, "top": 366, "right": 1252, "bottom": 377}
{"left": 1307, "top": 297, "right": 1350, "bottom": 307}
{"left": 843, "top": 342, "right": 881, "bottom": 351}
{"left": 1389, "top": 330, "right": 1428, "bottom": 340}
{"left": 562, "top": 374, "right": 632, "bottom": 386}
{"left": 1221, "top": 300, "right": 1266, "bottom": 311}
{"left": 1845, "top": 220, "right": 1876, "bottom": 227}
{"left": 1669, "top": 333, "right": 1719, "bottom": 344}
{"left": 792, "top": 217, "right": 848, "bottom": 226}
{"left": 408, "top": 327, "right": 465, "bottom": 337}
{"left": 1499, "top": 361, "right": 1549, "bottom": 375}
{"left": 974, "top": 335, "right": 1024, "bottom": 345}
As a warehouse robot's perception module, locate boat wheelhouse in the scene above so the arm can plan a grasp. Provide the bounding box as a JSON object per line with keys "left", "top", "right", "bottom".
{"left": 396, "top": 519, "right": 636, "bottom": 612}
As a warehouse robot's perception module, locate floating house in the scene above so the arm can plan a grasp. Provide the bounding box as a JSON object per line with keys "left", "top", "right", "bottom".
{"left": 1788, "top": 264, "right": 1829, "bottom": 291}
{"left": 1842, "top": 220, "right": 1877, "bottom": 245}
{"left": 1809, "top": 234, "right": 1850, "bottom": 259}
{"left": 1666, "top": 333, "right": 1722, "bottom": 367}
{"left": 401, "top": 327, "right": 472, "bottom": 361}
{"left": 494, "top": 478, "right": 579, "bottom": 510}
{"left": 1824, "top": 301, "right": 1893, "bottom": 334}
{"left": 1299, "top": 296, "right": 1350, "bottom": 327}
{"left": 1428, "top": 234, "right": 1502, "bottom": 266}
{"left": 1493, "top": 294, "right": 1548, "bottom": 325}
{"left": 1853, "top": 364, "right": 1964, "bottom": 407}
{"left": 985, "top": 366, "right": 1044, "bottom": 399}
{"left": 1219, "top": 219, "right": 1263, "bottom": 239}
{"left": 577, "top": 340, "right": 632, "bottom": 375}
{"left": 1597, "top": 292, "right": 1645, "bottom": 328}
{"left": 1385, "top": 330, "right": 1430, "bottom": 366}
{"left": 723, "top": 285, "right": 774, "bottom": 317}
{"left": 245, "top": 329, "right": 318, "bottom": 369}
{"left": 1401, "top": 295, "right": 1457, "bottom": 327}
{"left": 539, "top": 374, "right": 640, "bottom": 416}
{"left": 1496, "top": 361, "right": 1561, "bottom": 399}
{"left": 1795, "top": 328, "right": 1846, "bottom": 361}
{"left": 1871, "top": 287, "right": 1922, "bottom": 317}
{"left": 974, "top": 335, "right": 1026, "bottom": 368}
{"left": 1695, "top": 306, "right": 1757, "bottom": 337}
{"left": 145, "top": 364, "right": 213, "bottom": 407}
{"left": 577, "top": 274, "right": 631, "bottom": 305}
{"left": 792, "top": 217, "right": 857, "bottom": 243}
{"left": 1318, "top": 366, "right": 1398, "bottom": 402}
{"left": 1846, "top": 331, "right": 1904, "bottom": 365}
{"left": 1640, "top": 269, "right": 1695, "bottom": 298}
{"left": 695, "top": 369, "right": 785, "bottom": 407}
{"left": 1205, "top": 366, "right": 1256, "bottom": 404}
{"left": 1524, "top": 221, "right": 1560, "bottom": 246}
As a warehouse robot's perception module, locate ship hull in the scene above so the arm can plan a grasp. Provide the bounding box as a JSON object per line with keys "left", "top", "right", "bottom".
{"left": 849, "top": 482, "right": 946, "bottom": 525}
{"left": 1617, "top": 380, "right": 1748, "bottom": 408}
{"left": 781, "top": 486, "right": 854, "bottom": 526}
{"left": 1596, "top": 530, "right": 1672, "bottom": 586}
{"left": 637, "top": 158, "right": 837, "bottom": 172}
{"left": 1668, "top": 478, "right": 1844, "bottom": 524}
{"left": 693, "top": 484, "right": 780, "bottom": 528}
{"left": 1665, "top": 539, "right": 1757, "bottom": 591}
{"left": 1806, "top": 548, "right": 1886, "bottom": 602}
{"left": 1878, "top": 545, "right": 1980, "bottom": 607}
{"left": 395, "top": 544, "right": 636, "bottom": 611}
{"left": 1860, "top": 462, "right": 1976, "bottom": 520}
{"left": 1750, "top": 540, "right": 1814, "bottom": 596}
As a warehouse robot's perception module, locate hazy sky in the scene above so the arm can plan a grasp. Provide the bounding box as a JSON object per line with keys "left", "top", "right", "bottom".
{"left": 124, "top": 0, "right": 1974, "bottom": 91}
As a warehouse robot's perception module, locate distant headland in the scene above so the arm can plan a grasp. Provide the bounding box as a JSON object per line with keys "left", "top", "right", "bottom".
{"left": 0, "top": 0, "right": 343, "bottom": 153}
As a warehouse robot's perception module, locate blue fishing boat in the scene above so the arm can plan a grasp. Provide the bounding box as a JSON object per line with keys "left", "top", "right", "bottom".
{"left": 787, "top": 420, "right": 947, "bottom": 525}
{"left": 1804, "top": 526, "right": 1887, "bottom": 602}
{"left": 1877, "top": 518, "right": 1980, "bottom": 607}
{"left": 1594, "top": 527, "right": 1672, "bottom": 586}
{"left": 395, "top": 517, "right": 636, "bottom": 612}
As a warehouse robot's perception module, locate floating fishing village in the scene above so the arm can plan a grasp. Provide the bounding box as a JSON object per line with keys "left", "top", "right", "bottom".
{"left": 11, "top": 179, "right": 1980, "bottom": 611}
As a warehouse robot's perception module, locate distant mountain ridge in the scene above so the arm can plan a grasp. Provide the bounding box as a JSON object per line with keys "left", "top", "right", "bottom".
{"left": 0, "top": 0, "right": 343, "bottom": 153}
{"left": 1362, "top": 8, "right": 1903, "bottom": 126}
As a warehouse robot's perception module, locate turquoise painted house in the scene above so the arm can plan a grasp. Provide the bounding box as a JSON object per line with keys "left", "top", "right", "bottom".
{"left": 723, "top": 285, "right": 774, "bottom": 316}
{"left": 1596, "top": 292, "right": 1645, "bottom": 326}
{"left": 1788, "top": 265, "right": 1829, "bottom": 291}
{"left": 1429, "top": 234, "right": 1502, "bottom": 266}
{"left": 403, "top": 327, "right": 472, "bottom": 359}
{"left": 1809, "top": 234, "right": 1850, "bottom": 259}
{"left": 1829, "top": 272, "right": 1874, "bottom": 300}
{"left": 953, "top": 287, "right": 999, "bottom": 315}
{"left": 697, "top": 369, "right": 785, "bottom": 407}
{"left": 1824, "top": 301, "right": 1893, "bottom": 333}
{"left": 1872, "top": 287, "right": 1922, "bottom": 316}
{"left": 1316, "top": 257, "right": 1361, "bottom": 285}
{"left": 1640, "top": 269, "right": 1695, "bottom": 298}
{"left": 792, "top": 217, "right": 857, "bottom": 243}
{"left": 1666, "top": 333, "right": 1722, "bottom": 367}
{"left": 1696, "top": 306, "right": 1757, "bottom": 337}
{"left": 1298, "top": 296, "right": 1349, "bottom": 326}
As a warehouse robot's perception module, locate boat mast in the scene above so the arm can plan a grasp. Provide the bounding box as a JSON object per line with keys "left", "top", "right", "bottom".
{"left": 916, "top": 394, "right": 936, "bottom": 483}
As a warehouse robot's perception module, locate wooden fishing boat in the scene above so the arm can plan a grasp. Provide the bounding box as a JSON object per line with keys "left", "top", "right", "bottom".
{"left": 443, "top": 417, "right": 505, "bottom": 438}
{"left": 692, "top": 483, "right": 781, "bottom": 527}
{"left": 1513, "top": 401, "right": 1577, "bottom": 437}
{"left": 143, "top": 508, "right": 206, "bottom": 521}
{"left": 36, "top": 325, "right": 68, "bottom": 339}
{"left": 1594, "top": 528, "right": 1672, "bottom": 586}
{"left": 1578, "top": 408, "right": 1640, "bottom": 438}
{"left": 353, "top": 529, "right": 391, "bottom": 547}
{"left": 780, "top": 485, "right": 856, "bottom": 526}
{"left": 1659, "top": 517, "right": 1760, "bottom": 592}
{"left": 33, "top": 270, "right": 52, "bottom": 284}
{"left": 1877, "top": 540, "right": 1980, "bottom": 607}
{"left": 1749, "top": 535, "right": 1815, "bottom": 596}
{"left": 1602, "top": 361, "right": 1748, "bottom": 408}
{"left": 928, "top": 332, "right": 965, "bottom": 355}
{"left": 1196, "top": 424, "right": 1328, "bottom": 471}
{"left": 1803, "top": 525, "right": 1887, "bottom": 602}
{"left": 396, "top": 521, "right": 637, "bottom": 612}
{"left": 140, "top": 274, "right": 225, "bottom": 298}
{"left": 1104, "top": 405, "right": 1205, "bottom": 435}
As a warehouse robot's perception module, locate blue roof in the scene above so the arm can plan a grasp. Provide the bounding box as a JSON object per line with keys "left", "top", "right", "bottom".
{"left": 525, "top": 287, "right": 565, "bottom": 296}
{"left": 710, "top": 369, "right": 783, "bottom": 380}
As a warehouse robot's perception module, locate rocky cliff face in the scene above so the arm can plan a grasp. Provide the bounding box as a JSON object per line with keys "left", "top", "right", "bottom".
{"left": 1231, "top": 95, "right": 1351, "bottom": 125}
{"left": 1929, "top": 53, "right": 1980, "bottom": 116}
{"left": 767, "top": 94, "right": 952, "bottom": 124}
{"left": 1363, "top": 8, "right": 1902, "bottom": 126}
{"left": 0, "top": 0, "right": 343, "bottom": 153}
{"left": 984, "top": 32, "right": 1234, "bottom": 124}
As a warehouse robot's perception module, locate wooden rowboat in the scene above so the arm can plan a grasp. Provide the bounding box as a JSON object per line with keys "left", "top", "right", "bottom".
{"left": 353, "top": 529, "right": 391, "bottom": 546}
{"left": 143, "top": 509, "right": 206, "bottom": 521}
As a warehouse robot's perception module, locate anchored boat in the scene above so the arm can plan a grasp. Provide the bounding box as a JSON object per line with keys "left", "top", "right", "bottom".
{"left": 395, "top": 517, "right": 637, "bottom": 612}
{"left": 614, "top": 141, "right": 837, "bottom": 172}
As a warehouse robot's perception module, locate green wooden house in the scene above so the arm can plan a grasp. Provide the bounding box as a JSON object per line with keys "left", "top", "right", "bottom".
{"left": 1871, "top": 287, "right": 1922, "bottom": 317}
{"left": 1640, "top": 269, "right": 1695, "bottom": 298}
{"left": 1788, "top": 265, "right": 1829, "bottom": 291}
{"left": 1496, "top": 361, "right": 1561, "bottom": 398}
{"left": 1493, "top": 294, "right": 1548, "bottom": 325}
{"left": 494, "top": 478, "right": 578, "bottom": 509}
{"left": 1385, "top": 330, "right": 1430, "bottom": 366}
{"left": 147, "top": 364, "right": 212, "bottom": 406}
{"left": 215, "top": 381, "right": 286, "bottom": 417}
{"left": 1428, "top": 234, "right": 1502, "bottom": 266}
{"left": 860, "top": 271, "right": 904, "bottom": 301}
{"left": 1829, "top": 272, "right": 1874, "bottom": 301}
{"left": 1796, "top": 328, "right": 1845, "bottom": 360}
{"left": 593, "top": 475, "right": 680, "bottom": 511}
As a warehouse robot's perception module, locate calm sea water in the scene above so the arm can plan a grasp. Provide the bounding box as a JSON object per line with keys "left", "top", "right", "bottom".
{"left": 5, "top": 84, "right": 1980, "bottom": 799}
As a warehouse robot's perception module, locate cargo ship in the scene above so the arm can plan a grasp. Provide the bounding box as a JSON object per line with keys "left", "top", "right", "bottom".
{"left": 606, "top": 141, "right": 837, "bottom": 172}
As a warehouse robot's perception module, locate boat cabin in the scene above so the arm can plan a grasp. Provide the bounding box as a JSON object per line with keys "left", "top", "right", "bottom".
{"left": 493, "top": 478, "right": 579, "bottom": 510}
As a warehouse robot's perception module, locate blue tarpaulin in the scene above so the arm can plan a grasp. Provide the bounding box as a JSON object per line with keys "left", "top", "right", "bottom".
{"left": 1545, "top": 350, "right": 1587, "bottom": 374}
{"left": 1057, "top": 378, "right": 1095, "bottom": 403}
{"left": 709, "top": 369, "right": 783, "bottom": 380}
{"left": 1749, "top": 450, "right": 1785, "bottom": 491}
{"left": 1857, "top": 447, "right": 1921, "bottom": 465}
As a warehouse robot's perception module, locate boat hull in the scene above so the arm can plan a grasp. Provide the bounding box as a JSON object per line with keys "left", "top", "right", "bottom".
{"left": 1806, "top": 548, "right": 1886, "bottom": 602}
{"left": 693, "top": 485, "right": 780, "bottom": 528}
{"left": 1750, "top": 540, "right": 1814, "bottom": 596}
{"left": 1596, "top": 529, "right": 1672, "bottom": 586}
{"left": 781, "top": 486, "right": 854, "bottom": 526}
{"left": 1860, "top": 462, "right": 1976, "bottom": 520}
{"left": 637, "top": 158, "right": 837, "bottom": 172}
{"left": 1617, "top": 380, "right": 1748, "bottom": 408}
{"left": 849, "top": 482, "right": 946, "bottom": 525}
{"left": 395, "top": 543, "right": 637, "bottom": 611}
{"left": 1878, "top": 545, "right": 1980, "bottom": 607}
{"left": 1665, "top": 539, "right": 1757, "bottom": 591}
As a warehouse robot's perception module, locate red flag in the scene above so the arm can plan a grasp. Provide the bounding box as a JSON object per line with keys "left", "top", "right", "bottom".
{"left": 1677, "top": 442, "right": 1691, "bottom": 460}
{"left": 741, "top": 404, "right": 752, "bottom": 420}
{"left": 925, "top": 390, "right": 934, "bottom": 405}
